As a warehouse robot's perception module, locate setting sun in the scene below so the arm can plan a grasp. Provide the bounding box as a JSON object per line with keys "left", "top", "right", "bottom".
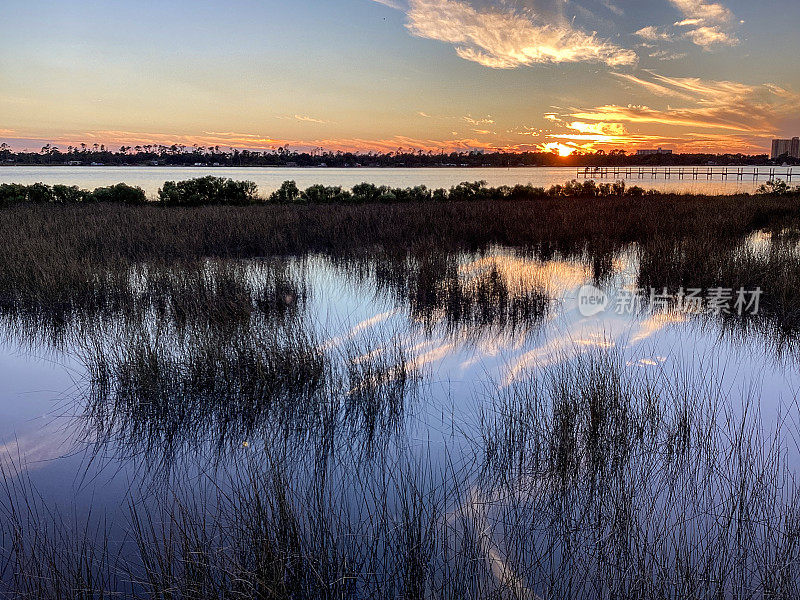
{"left": 541, "top": 142, "right": 578, "bottom": 157}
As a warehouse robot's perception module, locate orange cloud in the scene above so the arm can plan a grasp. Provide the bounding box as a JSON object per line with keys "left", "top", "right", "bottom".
{"left": 543, "top": 71, "right": 797, "bottom": 154}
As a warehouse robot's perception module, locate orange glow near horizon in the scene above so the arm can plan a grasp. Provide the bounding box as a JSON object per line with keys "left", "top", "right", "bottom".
{"left": 540, "top": 142, "right": 578, "bottom": 157}
{"left": 2, "top": 1, "right": 799, "bottom": 158}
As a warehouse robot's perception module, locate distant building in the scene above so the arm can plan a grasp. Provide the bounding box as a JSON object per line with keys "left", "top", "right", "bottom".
{"left": 771, "top": 137, "right": 800, "bottom": 159}
{"left": 636, "top": 147, "right": 673, "bottom": 156}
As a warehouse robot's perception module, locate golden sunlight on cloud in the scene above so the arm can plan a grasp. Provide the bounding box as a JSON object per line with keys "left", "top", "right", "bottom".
{"left": 669, "top": 0, "right": 733, "bottom": 26}
{"left": 543, "top": 70, "right": 799, "bottom": 154}
{"left": 404, "top": 0, "right": 637, "bottom": 68}
{"left": 567, "top": 121, "right": 627, "bottom": 136}
{"left": 541, "top": 142, "right": 578, "bottom": 156}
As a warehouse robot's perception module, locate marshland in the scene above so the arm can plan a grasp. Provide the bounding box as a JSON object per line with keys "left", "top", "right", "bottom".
{"left": 1, "top": 175, "right": 800, "bottom": 599}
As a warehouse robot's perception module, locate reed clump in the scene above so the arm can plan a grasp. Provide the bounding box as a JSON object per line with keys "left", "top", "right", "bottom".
{"left": 3, "top": 349, "right": 800, "bottom": 599}
{"left": 81, "top": 315, "right": 419, "bottom": 470}
{"left": 478, "top": 348, "right": 800, "bottom": 598}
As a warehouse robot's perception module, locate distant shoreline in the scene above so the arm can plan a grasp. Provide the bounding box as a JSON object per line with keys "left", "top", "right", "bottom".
{"left": 1, "top": 149, "right": 793, "bottom": 171}
{"left": 0, "top": 163, "right": 783, "bottom": 169}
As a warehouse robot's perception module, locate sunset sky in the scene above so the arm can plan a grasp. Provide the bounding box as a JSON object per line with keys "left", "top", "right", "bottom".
{"left": 2, "top": 0, "right": 799, "bottom": 155}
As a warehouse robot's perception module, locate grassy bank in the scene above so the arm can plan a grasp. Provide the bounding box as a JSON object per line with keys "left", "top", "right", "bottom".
{"left": 1, "top": 183, "right": 799, "bottom": 342}
{"left": 2, "top": 186, "right": 798, "bottom": 263}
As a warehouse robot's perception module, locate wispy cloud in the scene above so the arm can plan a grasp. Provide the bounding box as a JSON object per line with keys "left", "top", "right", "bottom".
{"left": 292, "top": 114, "right": 329, "bottom": 124}
{"left": 600, "top": 0, "right": 624, "bottom": 17}
{"left": 684, "top": 26, "right": 737, "bottom": 48}
{"left": 669, "top": 0, "right": 733, "bottom": 25}
{"left": 669, "top": 0, "right": 739, "bottom": 48}
{"left": 463, "top": 115, "right": 494, "bottom": 126}
{"left": 370, "top": 0, "right": 405, "bottom": 9}
{"left": 648, "top": 50, "right": 687, "bottom": 61}
{"left": 403, "top": 0, "right": 637, "bottom": 68}
{"left": 276, "top": 114, "right": 331, "bottom": 124}
{"left": 634, "top": 26, "right": 673, "bottom": 42}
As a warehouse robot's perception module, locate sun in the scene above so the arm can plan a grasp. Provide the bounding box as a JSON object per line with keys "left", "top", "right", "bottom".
{"left": 540, "top": 142, "right": 576, "bottom": 157}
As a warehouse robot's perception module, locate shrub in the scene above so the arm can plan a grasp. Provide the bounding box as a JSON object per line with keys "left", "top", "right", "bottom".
{"left": 159, "top": 176, "right": 259, "bottom": 206}
{"left": 87, "top": 183, "right": 147, "bottom": 204}
{"left": 0, "top": 183, "right": 30, "bottom": 206}
{"left": 52, "top": 185, "right": 89, "bottom": 204}
{"left": 757, "top": 180, "right": 800, "bottom": 196}
{"left": 507, "top": 184, "right": 547, "bottom": 200}
{"left": 26, "top": 182, "right": 57, "bottom": 203}
{"left": 626, "top": 185, "right": 646, "bottom": 197}
{"left": 300, "top": 184, "right": 352, "bottom": 204}
{"left": 0, "top": 182, "right": 146, "bottom": 205}
{"left": 268, "top": 180, "right": 301, "bottom": 204}
{"left": 351, "top": 183, "right": 383, "bottom": 203}
{"left": 449, "top": 181, "right": 489, "bottom": 202}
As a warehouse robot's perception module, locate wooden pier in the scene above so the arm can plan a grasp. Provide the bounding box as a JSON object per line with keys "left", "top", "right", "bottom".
{"left": 576, "top": 167, "right": 794, "bottom": 181}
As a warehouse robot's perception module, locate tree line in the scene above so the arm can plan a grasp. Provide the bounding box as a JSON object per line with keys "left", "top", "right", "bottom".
{"left": 0, "top": 142, "right": 782, "bottom": 168}
{"left": 0, "top": 177, "right": 660, "bottom": 208}
{"left": 4, "top": 176, "right": 796, "bottom": 208}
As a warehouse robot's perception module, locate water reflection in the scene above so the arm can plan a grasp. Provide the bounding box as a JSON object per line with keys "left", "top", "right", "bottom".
{"left": 1, "top": 235, "right": 800, "bottom": 597}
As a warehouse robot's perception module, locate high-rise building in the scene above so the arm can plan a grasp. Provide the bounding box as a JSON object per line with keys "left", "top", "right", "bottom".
{"left": 771, "top": 137, "right": 800, "bottom": 159}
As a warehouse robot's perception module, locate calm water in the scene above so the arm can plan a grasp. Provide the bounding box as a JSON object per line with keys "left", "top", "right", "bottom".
{"left": 0, "top": 165, "right": 780, "bottom": 197}
{"left": 1, "top": 218, "right": 799, "bottom": 594}
{"left": 1, "top": 245, "right": 796, "bottom": 505}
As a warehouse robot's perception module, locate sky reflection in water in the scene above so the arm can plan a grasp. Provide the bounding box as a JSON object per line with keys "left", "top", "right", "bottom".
{"left": 0, "top": 244, "right": 796, "bottom": 500}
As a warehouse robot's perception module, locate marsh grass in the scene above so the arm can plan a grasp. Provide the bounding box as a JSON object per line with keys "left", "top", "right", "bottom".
{"left": 477, "top": 348, "right": 800, "bottom": 598}
{"left": 638, "top": 231, "right": 800, "bottom": 350}
{"left": 80, "top": 313, "right": 420, "bottom": 472}
{"left": 368, "top": 252, "right": 551, "bottom": 338}
{"left": 0, "top": 459, "right": 127, "bottom": 599}
{"left": 0, "top": 258, "right": 308, "bottom": 354}
{"left": 2, "top": 188, "right": 800, "bottom": 597}
{"left": 3, "top": 348, "right": 800, "bottom": 598}
{"left": 1, "top": 189, "right": 798, "bottom": 342}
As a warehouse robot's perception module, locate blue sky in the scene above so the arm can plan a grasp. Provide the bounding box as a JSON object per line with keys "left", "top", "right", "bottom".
{"left": 1, "top": 0, "right": 798, "bottom": 154}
